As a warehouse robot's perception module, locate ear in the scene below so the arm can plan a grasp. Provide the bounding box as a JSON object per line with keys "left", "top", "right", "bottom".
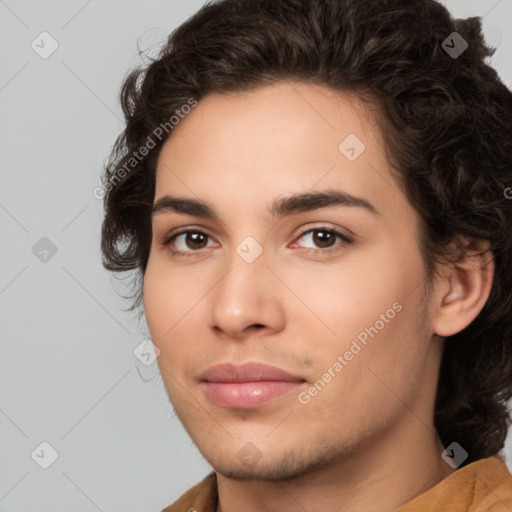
{"left": 431, "top": 237, "right": 495, "bottom": 337}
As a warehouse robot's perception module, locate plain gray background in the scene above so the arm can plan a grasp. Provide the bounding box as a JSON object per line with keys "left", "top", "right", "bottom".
{"left": 1, "top": 1, "right": 511, "bottom": 511}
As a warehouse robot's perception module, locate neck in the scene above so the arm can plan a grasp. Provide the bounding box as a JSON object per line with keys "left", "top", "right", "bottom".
{"left": 215, "top": 417, "right": 456, "bottom": 512}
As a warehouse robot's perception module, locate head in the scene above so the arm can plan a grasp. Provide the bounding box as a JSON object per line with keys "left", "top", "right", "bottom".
{"left": 101, "top": 0, "right": 512, "bottom": 475}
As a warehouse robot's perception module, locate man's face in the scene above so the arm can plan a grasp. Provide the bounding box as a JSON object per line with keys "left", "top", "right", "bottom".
{"left": 143, "top": 81, "right": 440, "bottom": 480}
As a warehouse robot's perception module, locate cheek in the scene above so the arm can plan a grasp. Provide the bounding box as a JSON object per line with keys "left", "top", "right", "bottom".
{"left": 283, "top": 242, "right": 427, "bottom": 390}
{"left": 143, "top": 271, "right": 184, "bottom": 393}
{"left": 143, "top": 260, "right": 186, "bottom": 343}
{"left": 143, "top": 263, "right": 166, "bottom": 339}
{"left": 297, "top": 295, "right": 427, "bottom": 435}
{"left": 279, "top": 247, "right": 410, "bottom": 346}
{"left": 143, "top": 259, "right": 212, "bottom": 371}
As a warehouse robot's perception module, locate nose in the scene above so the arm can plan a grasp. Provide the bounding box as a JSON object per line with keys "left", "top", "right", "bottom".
{"left": 209, "top": 252, "right": 286, "bottom": 340}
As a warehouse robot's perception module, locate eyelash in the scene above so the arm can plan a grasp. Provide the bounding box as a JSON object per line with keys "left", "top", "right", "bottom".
{"left": 161, "top": 226, "right": 353, "bottom": 258}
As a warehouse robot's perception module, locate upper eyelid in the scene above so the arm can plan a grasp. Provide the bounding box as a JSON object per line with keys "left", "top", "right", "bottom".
{"left": 165, "top": 224, "right": 347, "bottom": 237}
{"left": 163, "top": 225, "right": 217, "bottom": 242}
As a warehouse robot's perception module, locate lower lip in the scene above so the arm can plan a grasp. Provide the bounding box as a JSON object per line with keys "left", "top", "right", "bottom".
{"left": 201, "top": 381, "right": 304, "bottom": 409}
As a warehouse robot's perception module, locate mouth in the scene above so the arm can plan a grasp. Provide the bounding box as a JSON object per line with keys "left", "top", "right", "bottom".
{"left": 199, "top": 362, "right": 307, "bottom": 409}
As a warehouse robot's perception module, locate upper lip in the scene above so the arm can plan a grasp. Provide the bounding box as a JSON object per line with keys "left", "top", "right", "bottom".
{"left": 199, "top": 362, "right": 305, "bottom": 383}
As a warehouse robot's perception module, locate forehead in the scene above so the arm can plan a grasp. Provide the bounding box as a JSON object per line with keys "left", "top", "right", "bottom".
{"left": 159, "top": 81, "right": 379, "bottom": 162}
{"left": 153, "top": 81, "right": 409, "bottom": 223}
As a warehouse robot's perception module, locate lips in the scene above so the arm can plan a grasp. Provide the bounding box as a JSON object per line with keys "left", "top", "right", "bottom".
{"left": 199, "top": 362, "right": 306, "bottom": 409}
{"left": 199, "top": 362, "right": 305, "bottom": 383}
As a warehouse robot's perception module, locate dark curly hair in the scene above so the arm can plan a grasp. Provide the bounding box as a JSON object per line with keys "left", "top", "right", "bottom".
{"left": 100, "top": 0, "right": 512, "bottom": 466}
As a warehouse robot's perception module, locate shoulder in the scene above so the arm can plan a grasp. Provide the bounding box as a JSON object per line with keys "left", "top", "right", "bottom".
{"left": 394, "top": 455, "right": 512, "bottom": 512}
{"left": 470, "top": 456, "right": 512, "bottom": 512}
{"left": 161, "top": 472, "right": 218, "bottom": 512}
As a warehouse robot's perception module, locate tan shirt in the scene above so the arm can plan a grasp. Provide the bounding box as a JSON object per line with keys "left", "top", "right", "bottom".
{"left": 162, "top": 455, "right": 512, "bottom": 512}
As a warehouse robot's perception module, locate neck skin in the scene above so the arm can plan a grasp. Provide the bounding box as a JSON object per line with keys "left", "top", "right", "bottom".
{"left": 215, "top": 343, "right": 456, "bottom": 512}
{"left": 215, "top": 420, "right": 455, "bottom": 512}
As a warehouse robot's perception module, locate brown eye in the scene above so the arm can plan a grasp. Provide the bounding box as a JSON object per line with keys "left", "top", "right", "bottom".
{"left": 163, "top": 229, "right": 216, "bottom": 256}
{"left": 184, "top": 232, "right": 208, "bottom": 249}
{"left": 294, "top": 228, "right": 352, "bottom": 251}
{"left": 311, "top": 230, "right": 336, "bottom": 248}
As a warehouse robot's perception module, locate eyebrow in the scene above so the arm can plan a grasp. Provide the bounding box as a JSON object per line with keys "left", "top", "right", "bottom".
{"left": 152, "top": 189, "right": 380, "bottom": 220}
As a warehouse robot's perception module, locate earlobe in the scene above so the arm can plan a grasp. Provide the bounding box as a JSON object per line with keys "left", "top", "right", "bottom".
{"left": 432, "top": 240, "right": 494, "bottom": 338}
